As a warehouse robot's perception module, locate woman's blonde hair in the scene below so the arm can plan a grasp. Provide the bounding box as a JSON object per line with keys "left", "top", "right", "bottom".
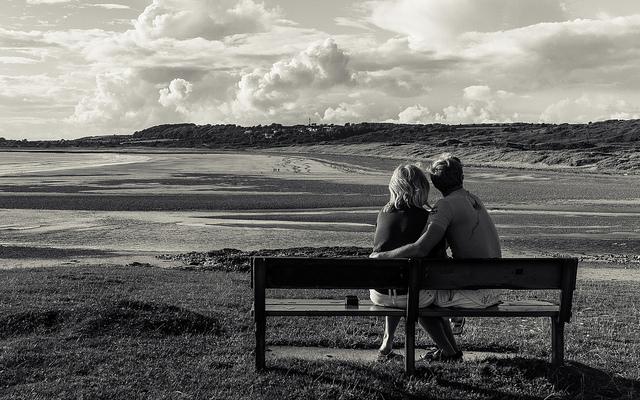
{"left": 383, "top": 163, "right": 431, "bottom": 212}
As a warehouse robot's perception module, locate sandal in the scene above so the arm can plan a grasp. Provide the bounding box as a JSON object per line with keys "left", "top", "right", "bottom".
{"left": 377, "top": 350, "right": 404, "bottom": 363}
{"left": 419, "top": 347, "right": 440, "bottom": 362}
{"left": 420, "top": 348, "right": 464, "bottom": 362}
{"left": 452, "top": 317, "right": 466, "bottom": 335}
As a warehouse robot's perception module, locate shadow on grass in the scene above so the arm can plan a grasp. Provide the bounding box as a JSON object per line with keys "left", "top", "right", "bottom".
{"left": 555, "top": 360, "right": 639, "bottom": 399}
{"left": 420, "top": 357, "right": 640, "bottom": 399}
{"left": 265, "top": 360, "right": 414, "bottom": 399}
{"left": 0, "top": 300, "right": 223, "bottom": 338}
{"left": 263, "top": 357, "right": 639, "bottom": 399}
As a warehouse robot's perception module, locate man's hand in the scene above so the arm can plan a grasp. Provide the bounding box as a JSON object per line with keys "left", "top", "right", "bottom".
{"left": 369, "top": 252, "right": 381, "bottom": 258}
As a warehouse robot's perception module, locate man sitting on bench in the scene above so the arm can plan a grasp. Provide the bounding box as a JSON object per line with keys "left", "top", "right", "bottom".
{"left": 371, "top": 154, "right": 502, "bottom": 362}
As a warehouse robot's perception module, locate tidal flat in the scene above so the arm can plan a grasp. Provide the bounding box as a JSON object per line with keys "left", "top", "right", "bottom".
{"left": 0, "top": 149, "right": 639, "bottom": 276}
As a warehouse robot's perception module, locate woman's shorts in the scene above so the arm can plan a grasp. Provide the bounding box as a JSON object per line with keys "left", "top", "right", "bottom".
{"left": 370, "top": 289, "right": 436, "bottom": 309}
{"left": 433, "top": 289, "right": 502, "bottom": 308}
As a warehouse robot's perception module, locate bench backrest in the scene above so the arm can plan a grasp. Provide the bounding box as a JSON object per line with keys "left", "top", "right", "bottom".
{"left": 253, "top": 257, "right": 417, "bottom": 289}
{"left": 412, "top": 258, "right": 578, "bottom": 323}
{"left": 253, "top": 257, "right": 577, "bottom": 289}
{"left": 417, "top": 258, "right": 577, "bottom": 290}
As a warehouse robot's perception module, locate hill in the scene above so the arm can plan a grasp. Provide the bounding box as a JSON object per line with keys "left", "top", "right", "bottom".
{"left": 2, "top": 119, "right": 639, "bottom": 173}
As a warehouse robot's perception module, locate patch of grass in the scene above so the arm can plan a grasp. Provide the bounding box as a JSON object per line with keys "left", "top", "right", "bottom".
{"left": 1, "top": 257, "right": 638, "bottom": 399}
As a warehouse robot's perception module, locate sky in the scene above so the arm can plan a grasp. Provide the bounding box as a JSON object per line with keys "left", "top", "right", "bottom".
{"left": 1, "top": 0, "right": 639, "bottom": 140}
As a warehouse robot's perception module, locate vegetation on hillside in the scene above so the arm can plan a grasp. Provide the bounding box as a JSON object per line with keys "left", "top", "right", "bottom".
{"left": 3, "top": 119, "right": 639, "bottom": 172}
{"left": 1, "top": 119, "right": 639, "bottom": 151}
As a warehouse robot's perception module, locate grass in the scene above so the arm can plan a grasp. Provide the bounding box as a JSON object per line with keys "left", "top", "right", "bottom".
{"left": 1, "top": 258, "right": 639, "bottom": 399}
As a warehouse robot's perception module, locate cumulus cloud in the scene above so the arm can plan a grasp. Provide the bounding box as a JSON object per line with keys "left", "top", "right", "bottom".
{"left": 365, "top": 1, "right": 640, "bottom": 93}
{"left": 0, "top": 28, "right": 46, "bottom": 47}
{"left": 229, "top": 37, "right": 430, "bottom": 122}
{"left": 389, "top": 86, "right": 517, "bottom": 124}
{"left": 460, "top": 15, "right": 640, "bottom": 87}
{"left": 0, "top": 56, "right": 39, "bottom": 64}
{"left": 540, "top": 94, "right": 640, "bottom": 123}
{"left": 26, "top": 0, "right": 71, "bottom": 4}
{"left": 1, "top": 74, "right": 83, "bottom": 112}
{"left": 68, "top": 70, "right": 158, "bottom": 127}
{"left": 75, "top": 28, "right": 426, "bottom": 128}
{"left": 132, "top": 0, "right": 281, "bottom": 40}
{"left": 158, "top": 78, "right": 194, "bottom": 116}
{"left": 63, "top": 0, "right": 294, "bottom": 130}
{"left": 68, "top": 69, "right": 226, "bottom": 127}
{"left": 370, "top": 0, "right": 566, "bottom": 47}
{"left": 397, "top": 104, "right": 431, "bottom": 123}
{"left": 360, "top": 73, "right": 426, "bottom": 97}
{"left": 91, "top": 4, "right": 132, "bottom": 10}
{"left": 364, "top": 4, "right": 640, "bottom": 124}
{"left": 320, "top": 101, "right": 371, "bottom": 123}
{"left": 463, "top": 86, "right": 493, "bottom": 102}
{"left": 60, "top": 0, "right": 344, "bottom": 130}
{"left": 233, "top": 38, "right": 354, "bottom": 113}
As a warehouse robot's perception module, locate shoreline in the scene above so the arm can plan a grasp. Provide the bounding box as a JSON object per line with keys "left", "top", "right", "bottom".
{"left": 1, "top": 149, "right": 638, "bottom": 276}
{"left": 0, "top": 152, "right": 151, "bottom": 176}
{"left": 2, "top": 144, "right": 637, "bottom": 175}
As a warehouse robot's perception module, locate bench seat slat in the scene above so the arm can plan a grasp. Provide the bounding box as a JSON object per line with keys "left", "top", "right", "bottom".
{"left": 265, "top": 299, "right": 559, "bottom": 318}
{"left": 265, "top": 299, "right": 405, "bottom": 316}
{"left": 420, "top": 301, "right": 559, "bottom": 317}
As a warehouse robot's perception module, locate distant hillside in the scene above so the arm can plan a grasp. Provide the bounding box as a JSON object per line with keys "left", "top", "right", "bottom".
{"left": 133, "top": 120, "right": 640, "bottom": 151}
{"left": 2, "top": 119, "right": 639, "bottom": 173}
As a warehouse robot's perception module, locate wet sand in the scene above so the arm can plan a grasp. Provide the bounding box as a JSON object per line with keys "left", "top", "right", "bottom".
{"left": 0, "top": 150, "right": 639, "bottom": 281}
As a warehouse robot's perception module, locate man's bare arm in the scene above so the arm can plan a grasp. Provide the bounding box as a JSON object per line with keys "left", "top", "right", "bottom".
{"left": 371, "top": 224, "right": 446, "bottom": 258}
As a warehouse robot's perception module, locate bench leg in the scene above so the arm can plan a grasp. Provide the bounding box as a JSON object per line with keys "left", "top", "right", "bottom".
{"left": 551, "top": 318, "right": 564, "bottom": 366}
{"left": 405, "top": 321, "right": 416, "bottom": 375}
{"left": 256, "top": 320, "right": 266, "bottom": 371}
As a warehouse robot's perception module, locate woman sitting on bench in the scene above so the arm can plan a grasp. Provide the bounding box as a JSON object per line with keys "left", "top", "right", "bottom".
{"left": 370, "top": 163, "right": 448, "bottom": 362}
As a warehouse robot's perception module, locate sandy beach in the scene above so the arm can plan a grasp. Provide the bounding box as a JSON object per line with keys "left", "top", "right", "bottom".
{"left": 0, "top": 149, "right": 639, "bottom": 281}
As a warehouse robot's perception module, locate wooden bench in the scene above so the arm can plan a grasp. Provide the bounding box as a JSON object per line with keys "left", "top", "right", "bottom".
{"left": 252, "top": 257, "right": 578, "bottom": 375}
